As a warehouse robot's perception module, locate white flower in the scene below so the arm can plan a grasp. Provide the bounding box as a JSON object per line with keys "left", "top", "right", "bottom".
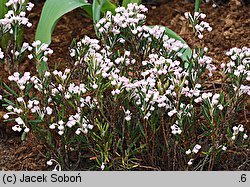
{"left": 75, "top": 129, "right": 81, "bottom": 135}
{"left": 124, "top": 110, "right": 131, "bottom": 121}
{"left": 58, "top": 120, "right": 64, "bottom": 125}
{"left": 185, "top": 149, "right": 191, "bottom": 155}
{"left": 49, "top": 123, "right": 56, "bottom": 129}
{"left": 192, "top": 144, "right": 201, "bottom": 153}
{"left": 194, "top": 97, "right": 202, "bottom": 103}
{"left": 238, "top": 124, "right": 244, "bottom": 132}
{"left": 232, "top": 126, "right": 239, "bottom": 135}
{"left": 222, "top": 146, "right": 227, "bottom": 151}
{"left": 171, "top": 123, "right": 182, "bottom": 135}
{"left": 243, "top": 134, "right": 248, "bottom": 140}
{"left": 58, "top": 131, "right": 64, "bottom": 135}
{"left": 3, "top": 114, "right": 9, "bottom": 119}
{"left": 17, "top": 97, "right": 24, "bottom": 102}
{"left": 15, "top": 117, "right": 24, "bottom": 125}
{"left": 184, "top": 12, "right": 190, "bottom": 19}
{"left": 168, "top": 109, "right": 177, "bottom": 117}
{"left": 44, "top": 71, "right": 51, "bottom": 77}
{"left": 217, "top": 104, "right": 223, "bottom": 110}
{"left": 0, "top": 95, "right": 2, "bottom": 100}
{"left": 58, "top": 125, "right": 64, "bottom": 131}
{"left": 87, "top": 124, "right": 94, "bottom": 129}
{"left": 92, "top": 84, "right": 98, "bottom": 89}
{"left": 32, "top": 40, "right": 41, "bottom": 47}
{"left": 46, "top": 107, "right": 53, "bottom": 115}
{"left": 24, "top": 127, "right": 30, "bottom": 133}
{"left": 12, "top": 125, "right": 21, "bottom": 132}
{"left": 0, "top": 49, "right": 4, "bottom": 59}
{"left": 125, "top": 115, "right": 131, "bottom": 121}
{"left": 47, "top": 160, "right": 53, "bottom": 166}
{"left": 101, "top": 163, "right": 105, "bottom": 170}
{"left": 187, "top": 159, "right": 194, "bottom": 166}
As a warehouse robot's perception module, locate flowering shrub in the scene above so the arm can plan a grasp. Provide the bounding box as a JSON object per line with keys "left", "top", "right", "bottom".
{"left": 0, "top": 3, "right": 249, "bottom": 171}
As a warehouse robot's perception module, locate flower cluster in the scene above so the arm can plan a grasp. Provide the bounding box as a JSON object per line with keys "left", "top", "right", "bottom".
{"left": 5, "top": 68, "right": 96, "bottom": 136}
{"left": 184, "top": 11, "right": 212, "bottom": 39}
{"left": 186, "top": 144, "right": 202, "bottom": 165}
{"left": 231, "top": 124, "right": 248, "bottom": 141}
{"left": 3, "top": 104, "right": 30, "bottom": 133}
{"left": 195, "top": 92, "right": 223, "bottom": 110}
{"left": 223, "top": 47, "right": 250, "bottom": 95}
{"left": 96, "top": 3, "right": 148, "bottom": 34}
{"left": 0, "top": 0, "right": 34, "bottom": 34}
{"left": 25, "top": 40, "right": 53, "bottom": 62}
{"left": 171, "top": 121, "right": 182, "bottom": 135}
{"left": 8, "top": 71, "right": 31, "bottom": 90}
{"left": 49, "top": 112, "right": 94, "bottom": 136}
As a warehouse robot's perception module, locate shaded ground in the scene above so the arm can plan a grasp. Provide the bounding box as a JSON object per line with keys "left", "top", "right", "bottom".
{"left": 0, "top": 0, "right": 249, "bottom": 170}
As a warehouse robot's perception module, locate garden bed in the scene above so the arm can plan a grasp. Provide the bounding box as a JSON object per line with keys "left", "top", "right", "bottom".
{"left": 0, "top": 0, "right": 249, "bottom": 170}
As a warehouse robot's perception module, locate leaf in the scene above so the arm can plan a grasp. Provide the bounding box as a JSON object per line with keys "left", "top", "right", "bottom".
{"left": 21, "top": 131, "right": 27, "bottom": 141}
{"left": 3, "top": 83, "right": 18, "bottom": 97}
{"left": 82, "top": 4, "right": 93, "bottom": 17}
{"left": 195, "top": 0, "right": 201, "bottom": 13}
{"left": 35, "top": 0, "right": 90, "bottom": 45}
{"left": 0, "top": 0, "right": 8, "bottom": 19}
{"left": 201, "top": 107, "right": 211, "bottom": 124}
{"left": 122, "top": 0, "right": 142, "bottom": 7}
{"left": 28, "top": 119, "right": 43, "bottom": 124}
{"left": 137, "top": 122, "right": 146, "bottom": 138}
{"left": 3, "top": 98, "right": 15, "bottom": 106}
{"left": 147, "top": 25, "right": 192, "bottom": 62}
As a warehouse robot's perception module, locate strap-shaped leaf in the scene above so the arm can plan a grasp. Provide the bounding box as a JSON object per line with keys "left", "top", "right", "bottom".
{"left": 35, "top": 0, "right": 90, "bottom": 45}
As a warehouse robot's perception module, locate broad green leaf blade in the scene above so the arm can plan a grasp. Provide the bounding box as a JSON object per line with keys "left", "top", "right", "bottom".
{"left": 122, "top": 0, "right": 142, "bottom": 7}
{"left": 195, "top": 0, "right": 201, "bottom": 13}
{"left": 35, "top": 0, "right": 90, "bottom": 45}
{"left": 82, "top": 4, "right": 93, "bottom": 17}
{"left": 147, "top": 25, "right": 192, "bottom": 62}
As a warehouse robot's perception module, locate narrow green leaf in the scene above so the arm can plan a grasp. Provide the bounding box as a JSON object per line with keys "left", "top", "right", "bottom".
{"left": 3, "top": 98, "right": 15, "bottom": 106}
{"left": 137, "top": 122, "right": 146, "bottom": 138}
{"left": 21, "top": 131, "right": 27, "bottom": 141}
{"left": 3, "top": 83, "right": 18, "bottom": 97}
{"left": 28, "top": 119, "right": 43, "bottom": 124}
{"left": 35, "top": 0, "right": 90, "bottom": 44}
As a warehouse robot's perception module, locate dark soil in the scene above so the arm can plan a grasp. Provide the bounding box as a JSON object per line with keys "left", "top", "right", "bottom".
{"left": 0, "top": 0, "right": 249, "bottom": 170}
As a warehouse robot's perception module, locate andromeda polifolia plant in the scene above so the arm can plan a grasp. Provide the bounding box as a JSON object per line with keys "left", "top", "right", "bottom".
{"left": 1, "top": 3, "right": 249, "bottom": 171}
